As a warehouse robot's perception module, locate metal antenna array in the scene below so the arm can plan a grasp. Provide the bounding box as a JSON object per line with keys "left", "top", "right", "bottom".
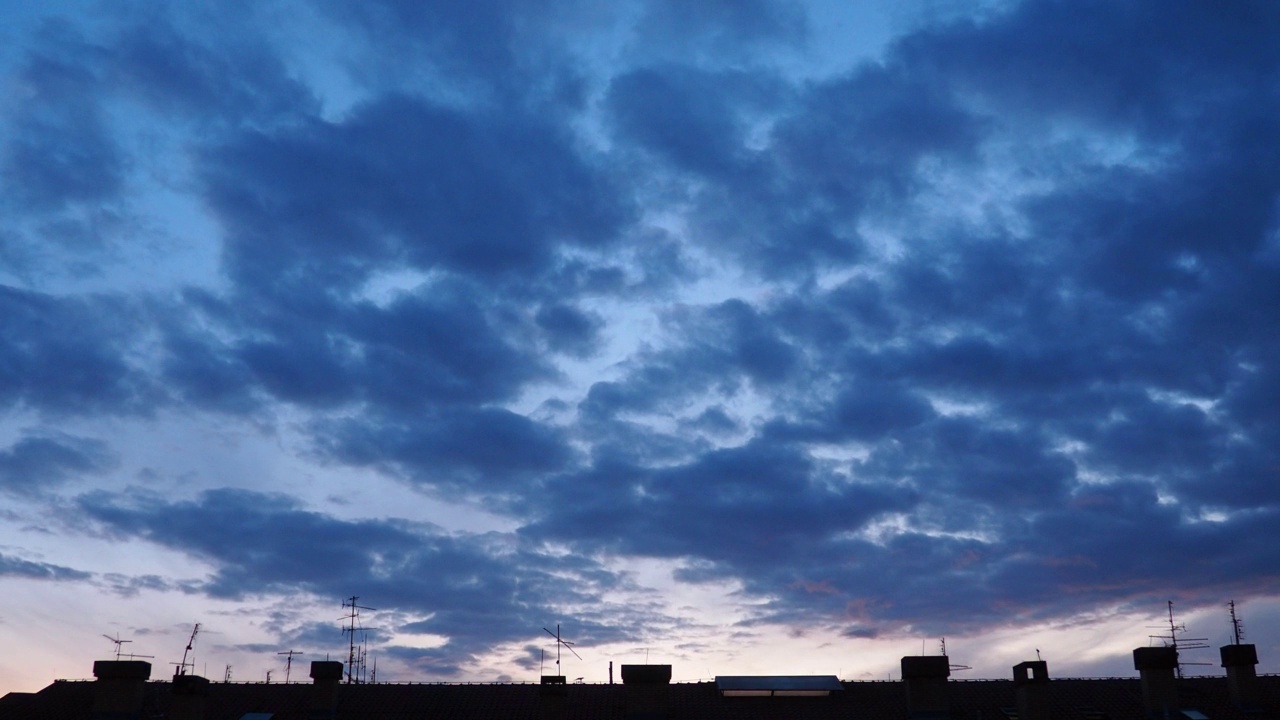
{"left": 103, "top": 633, "right": 131, "bottom": 661}
{"left": 1147, "top": 601, "right": 1209, "bottom": 678}
{"left": 278, "top": 650, "right": 303, "bottom": 683}
{"left": 940, "top": 638, "right": 972, "bottom": 672}
{"left": 341, "top": 596, "right": 376, "bottom": 684}
{"left": 355, "top": 631, "right": 371, "bottom": 683}
{"left": 543, "top": 624, "right": 582, "bottom": 675}
{"left": 172, "top": 623, "right": 201, "bottom": 677}
{"left": 1228, "top": 600, "right": 1246, "bottom": 645}
{"left": 102, "top": 633, "right": 152, "bottom": 662}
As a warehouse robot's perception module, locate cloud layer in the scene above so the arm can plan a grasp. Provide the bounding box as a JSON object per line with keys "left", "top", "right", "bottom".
{"left": 2, "top": 0, "right": 1279, "bottom": 681}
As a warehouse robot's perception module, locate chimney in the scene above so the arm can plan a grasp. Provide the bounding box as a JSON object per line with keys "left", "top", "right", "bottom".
{"left": 621, "top": 664, "right": 672, "bottom": 720}
{"left": 92, "top": 660, "right": 152, "bottom": 719}
{"left": 1012, "top": 660, "right": 1049, "bottom": 720}
{"left": 539, "top": 675, "right": 567, "bottom": 720}
{"left": 900, "top": 656, "right": 950, "bottom": 717}
{"left": 1220, "top": 643, "right": 1259, "bottom": 710}
{"left": 1133, "top": 646, "right": 1178, "bottom": 718}
{"left": 168, "top": 674, "right": 210, "bottom": 720}
{"left": 309, "top": 661, "right": 343, "bottom": 720}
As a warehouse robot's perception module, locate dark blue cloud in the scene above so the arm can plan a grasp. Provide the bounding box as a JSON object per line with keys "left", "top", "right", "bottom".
{"left": 523, "top": 439, "right": 917, "bottom": 571}
{"left": 108, "top": 16, "right": 317, "bottom": 124}
{"left": 4, "top": 0, "right": 1280, "bottom": 674}
{"left": 0, "top": 433, "right": 114, "bottom": 496}
{"left": 0, "top": 287, "right": 151, "bottom": 415}
{"left": 631, "top": 0, "right": 808, "bottom": 63}
{"left": 318, "top": 406, "right": 575, "bottom": 497}
{"left": 534, "top": 303, "right": 604, "bottom": 358}
{"left": 75, "top": 487, "right": 668, "bottom": 674}
{"left": 607, "top": 66, "right": 784, "bottom": 181}
{"left": 0, "top": 552, "right": 91, "bottom": 582}
{"left": 200, "top": 93, "right": 628, "bottom": 292}
{"left": 2, "top": 21, "right": 121, "bottom": 213}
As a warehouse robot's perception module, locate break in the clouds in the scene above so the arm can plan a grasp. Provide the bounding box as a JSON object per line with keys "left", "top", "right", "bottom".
{"left": 2, "top": 0, "right": 1279, "bottom": 686}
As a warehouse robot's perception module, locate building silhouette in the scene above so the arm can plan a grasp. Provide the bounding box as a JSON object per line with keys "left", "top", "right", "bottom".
{"left": 1, "top": 640, "right": 1276, "bottom": 719}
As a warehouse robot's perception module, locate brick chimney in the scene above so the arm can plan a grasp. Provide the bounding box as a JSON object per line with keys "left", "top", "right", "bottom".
{"left": 1220, "top": 643, "right": 1259, "bottom": 710}
{"left": 168, "top": 674, "right": 209, "bottom": 720}
{"left": 1133, "top": 646, "right": 1178, "bottom": 718}
{"left": 309, "top": 660, "right": 344, "bottom": 720}
{"left": 621, "top": 664, "right": 672, "bottom": 720}
{"left": 92, "top": 660, "right": 152, "bottom": 719}
{"left": 900, "top": 655, "right": 949, "bottom": 717}
{"left": 1012, "top": 660, "right": 1049, "bottom": 720}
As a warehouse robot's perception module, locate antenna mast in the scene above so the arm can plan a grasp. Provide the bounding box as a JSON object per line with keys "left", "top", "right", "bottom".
{"left": 341, "top": 596, "right": 376, "bottom": 684}
{"left": 103, "top": 633, "right": 130, "bottom": 661}
{"left": 278, "top": 650, "right": 303, "bottom": 683}
{"left": 102, "top": 633, "right": 154, "bottom": 662}
{"left": 172, "top": 623, "right": 201, "bottom": 677}
{"left": 1147, "top": 601, "right": 1209, "bottom": 678}
{"left": 543, "top": 624, "right": 582, "bottom": 675}
{"left": 1228, "top": 600, "right": 1245, "bottom": 645}
{"left": 940, "top": 638, "right": 972, "bottom": 672}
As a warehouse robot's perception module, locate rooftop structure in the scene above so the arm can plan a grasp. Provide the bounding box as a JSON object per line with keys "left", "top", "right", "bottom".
{"left": 1, "top": 645, "right": 1277, "bottom": 720}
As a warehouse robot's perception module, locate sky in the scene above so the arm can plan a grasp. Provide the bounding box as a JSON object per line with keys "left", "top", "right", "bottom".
{"left": 1, "top": 0, "right": 1279, "bottom": 694}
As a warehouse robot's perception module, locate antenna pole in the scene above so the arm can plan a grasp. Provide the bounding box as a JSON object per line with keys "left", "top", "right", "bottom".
{"left": 1149, "top": 601, "right": 1210, "bottom": 678}
{"left": 341, "top": 596, "right": 377, "bottom": 684}
{"left": 173, "top": 623, "right": 201, "bottom": 678}
{"left": 543, "top": 624, "right": 582, "bottom": 675}
{"left": 1229, "top": 600, "right": 1245, "bottom": 645}
{"left": 278, "top": 650, "right": 303, "bottom": 683}
{"left": 102, "top": 633, "right": 132, "bottom": 661}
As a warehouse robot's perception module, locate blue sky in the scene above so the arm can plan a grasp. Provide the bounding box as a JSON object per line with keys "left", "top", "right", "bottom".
{"left": 2, "top": 0, "right": 1279, "bottom": 692}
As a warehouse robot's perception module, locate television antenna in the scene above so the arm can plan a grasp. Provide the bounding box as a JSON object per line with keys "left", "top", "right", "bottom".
{"left": 340, "top": 596, "right": 376, "bottom": 684}
{"left": 1228, "top": 600, "right": 1246, "bottom": 645}
{"left": 278, "top": 650, "right": 303, "bottom": 683}
{"left": 940, "top": 638, "right": 971, "bottom": 672}
{"left": 103, "top": 633, "right": 131, "bottom": 660}
{"left": 543, "top": 624, "right": 582, "bottom": 674}
{"left": 171, "top": 623, "right": 201, "bottom": 677}
{"left": 1147, "top": 601, "right": 1209, "bottom": 678}
{"left": 101, "top": 632, "right": 152, "bottom": 661}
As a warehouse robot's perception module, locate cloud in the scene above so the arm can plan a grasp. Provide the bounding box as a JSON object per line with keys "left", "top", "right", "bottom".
{"left": 3, "top": 0, "right": 1280, "bottom": 680}
{"left": 0, "top": 552, "right": 91, "bottom": 582}
{"left": 0, "top": 287, "right": 152, "bottom": 415}
{"left": 0, "top": 433, "right": 115, "bottom": 497}
{"left": 2, "top": 20, "right": 121, "bottom": 213}
{"left": 75, "top": 487, "right": 669, "bottom": 672}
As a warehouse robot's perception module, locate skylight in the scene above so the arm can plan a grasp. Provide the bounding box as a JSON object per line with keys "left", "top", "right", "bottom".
{"left": 715, "top": 675, "right": 843, "bottom": 697}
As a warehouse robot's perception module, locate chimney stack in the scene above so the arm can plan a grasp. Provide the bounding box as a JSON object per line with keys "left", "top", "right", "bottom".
{"left": 539, "top": 675, "right": 567, "bottom": 720}
{"left": 1220, "top": 643, "right": 1259, "bottom": 710}
{"left": 1012, "top": 660, "right": 1049, "bottom": 720}
{"left": 622, "top": 664, "right": 672, "bottom": 720}
{"left": 1133, "top": 646, "right": 1178, "bottom": 718}
{"left": 900, "top": 656, "right": 950, "bottom": 717}
{"left": 168, "top": 674, "right": 210, "bottom": 720}
{"left": 92, "top": 660, "right": 152, "bottom": 719}
{"left": 309, "top": 660, "right": 343, "bottom": 720}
